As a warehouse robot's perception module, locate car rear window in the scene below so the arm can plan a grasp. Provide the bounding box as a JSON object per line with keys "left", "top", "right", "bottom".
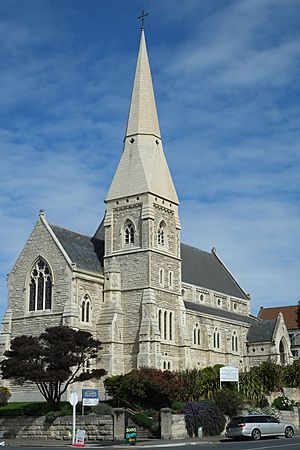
{"left": 228, "top": 417, "right": 245, "bottom": 427}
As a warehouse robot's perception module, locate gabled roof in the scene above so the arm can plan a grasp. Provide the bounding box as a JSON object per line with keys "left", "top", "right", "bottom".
{"left": 184, "top": 301, "right": 256, "bottom": 325}
{"left": 247, "top": 319, "right": 276, "bottom": 343}
{"left": 258, "top": 305, "right": 299, "bottom": 330}
{"left": 181, "top": 244, "right": 248, "bottom": 300}
{"left": 51, "top": 225, "right": 104, "bottom": 274}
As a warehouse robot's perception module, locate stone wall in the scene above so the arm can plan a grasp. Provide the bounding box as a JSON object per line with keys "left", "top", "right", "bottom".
{"left": 0, "top": 415, "right": 113, "bottom": 441}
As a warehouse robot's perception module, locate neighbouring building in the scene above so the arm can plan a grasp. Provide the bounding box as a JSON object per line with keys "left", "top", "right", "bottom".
{"left": 0, "top": 27, "right": 293, "bottom": 400}
{"left": 258, "top": 305, "right": 300, "bottom": 358}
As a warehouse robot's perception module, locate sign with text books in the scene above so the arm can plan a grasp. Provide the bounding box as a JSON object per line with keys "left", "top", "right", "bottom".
{"left": 125, "top": 427, "right": 137, "bottom": 445}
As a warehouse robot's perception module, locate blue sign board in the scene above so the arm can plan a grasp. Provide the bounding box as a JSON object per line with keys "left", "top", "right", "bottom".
{"left": 82, "top": 389, "right": 99, "bottom": 405}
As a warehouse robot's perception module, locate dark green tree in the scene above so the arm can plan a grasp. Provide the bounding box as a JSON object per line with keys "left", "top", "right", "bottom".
{"left": 0, "top": 326, "right": 106, "bottom": 410}
{"left": 296, "top": 300, "right": 300, "bottom": 329}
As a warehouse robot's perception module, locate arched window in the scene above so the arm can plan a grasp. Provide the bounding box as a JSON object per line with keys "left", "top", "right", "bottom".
{"left": 164, "top": 311, "right": 167, "bottom": 340}
{"left": 213, "top": 329, "right": 220, "bottom": 349}
{"left": 81, "top": 294, "right": 91, "bottom": 323}
{"left": 29, "top": 258, "right": 52, "bottom": 311}
{"left": 193, "top": 324, "right": 200, "bottom": 345}
{"left": 158, "top": 309, "right": 162, "bottom": 333}
{"left": 124, "top": 221, "right": 134, "bottom": 244}
{"left": 159, "top": 268, "right": 164, "bottom": 285}
{"left": 169, "top": 312, "right": 173, "bottom": 340}
{"left": 157, "top": 221, "right": 165, "bottom": 246}
{"left": 231, "top": 331, "right": 238, "bottom": 352}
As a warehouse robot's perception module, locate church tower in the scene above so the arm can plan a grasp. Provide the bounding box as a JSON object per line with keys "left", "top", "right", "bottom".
{"left": 100, "top": 27, "right": 190, "bottom": 374}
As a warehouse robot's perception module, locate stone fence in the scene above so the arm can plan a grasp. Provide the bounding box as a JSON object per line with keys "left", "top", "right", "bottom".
{"left": 0, "top": 415, "right": 113, "bottom": 441}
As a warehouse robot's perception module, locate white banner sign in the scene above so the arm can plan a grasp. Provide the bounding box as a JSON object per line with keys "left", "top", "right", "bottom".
{"left": 220, "top": 365, "right": 239, "bottom": 382}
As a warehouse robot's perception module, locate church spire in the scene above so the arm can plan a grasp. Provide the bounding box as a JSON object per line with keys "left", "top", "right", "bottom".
{"left": 106, "top": 28, "right": 178, "bottom": 205}
{"left": 125, "top": 28, "right": 161, "bottom": 140}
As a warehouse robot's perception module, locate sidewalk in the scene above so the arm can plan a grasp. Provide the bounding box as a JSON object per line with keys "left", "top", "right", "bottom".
{"left": 3, "top": 432, "right": 300, "bottom": 447}
{"left": 3, "top": 435, "right": 225, "bottom": 447}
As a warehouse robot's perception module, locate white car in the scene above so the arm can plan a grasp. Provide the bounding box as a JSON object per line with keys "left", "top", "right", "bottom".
{"left": 225, "top": 414, "right": 296, "bottom": 440}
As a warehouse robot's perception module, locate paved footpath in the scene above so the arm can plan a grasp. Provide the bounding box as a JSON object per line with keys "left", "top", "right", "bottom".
{"left": 3, "top": 432, "right": 300, "bottom": 448}
{"left": 2, "top": 436, "right": 227, "bottom": 447}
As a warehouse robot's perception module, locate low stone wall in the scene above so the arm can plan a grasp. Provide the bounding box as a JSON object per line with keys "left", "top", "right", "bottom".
{"left": 160, "top": 408, "right": 187, "bottom": 439}
{"left": 280, "top": 407, "right": 300, "bottom": 429}
{"left": 0, "top": 415, "right": 113, "bottom": 441}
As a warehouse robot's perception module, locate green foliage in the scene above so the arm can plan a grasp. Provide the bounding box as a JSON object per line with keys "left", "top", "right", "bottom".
{"left": 252, "top": 361, "right": 283, "bottom": 393}
{"left": 171, "top": 401, "right": 183, "bottom": 412}
{"left": 213, "top": 389, "right": 244, "bottom": 418}
{"left": 0, "top": 387, "right": 11, "bottom": 406}
{"left": 198, "top": 365, "right": 223, "bottom": 399}
{"left": 183, "top": 401, "right": 226, "bottom": 437}
{"left": 132, "top": 412, "right": 153, "bottom": 428}
{"left": 104, "top": 368, "right": 183, "bottom": 410}
{"left": 284, "top": 359, "right": 300, "bottom": 388}
{"left": 176, "top": 369, "right": 203, "bottom": 401}
{"left": 272, "top": 395, "right": 293, "bottom": 411}
{"left": 0, "top": 401, "right": 73, "bottom": 417}
{"left": 0, "top": 326, "right": 106, "bottom": 410}
{"left": 248, "top": 405, "right": 282, "bottom": 421}
{"left": 90, "top": 402, "right": 113, "bottom": 415}
{"left": 297, "top": 300, "right": 300, "bottom": 329}
{"left": 240, "top": 370, "right": 268, "bottom": 405}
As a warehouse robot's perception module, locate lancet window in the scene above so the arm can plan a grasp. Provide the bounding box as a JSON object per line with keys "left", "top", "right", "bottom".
{"left": 193, "top": 323, "right": 201, "bottom": 345}
{"left": 124, "top": 221, "right": 135, "bottom": 245}
{"left": 29, "top": 258, "right": 52, "bottom": 312}
{"left": 213, "top": 328, "right": 220, "bottom": 349}
{"left": 157, "top": 221, "right": 165, "bottom": 246}
{"left": 81, "top": 294, "right": 91, "bottom": 323}
{"left": 231, "top": 331, "right": 238, "bottom": 352}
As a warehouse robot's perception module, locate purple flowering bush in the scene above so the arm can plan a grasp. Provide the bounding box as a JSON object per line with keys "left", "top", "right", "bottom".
{"left": 183, "top": 401, "right": 226, "bottom": 437}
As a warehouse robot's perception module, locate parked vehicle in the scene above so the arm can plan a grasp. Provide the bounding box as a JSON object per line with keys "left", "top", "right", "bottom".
{"left": 225, "top": 414, "right": 295, "bottom": 440}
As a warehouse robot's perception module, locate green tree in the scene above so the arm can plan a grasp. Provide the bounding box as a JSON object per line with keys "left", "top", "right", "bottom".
{"left": 0, "top": 326, "right": 106, "bottom": 410}
{"left": 284, "top": 359, "right": 300, "bottom": 388}
{"left": 0, "top": 386, "right": 11, "bottom": 406}
{"left": 296, "top": 300, "right": 300, "bottom": 329}
{"left": 239, "top": 371, "right": 268, "bottom": 405}
{"left": 253, "top": 361, "right": 283, "bottom": 393}
{"left": 198, "top": 365, "right": 223, "bottom": 399}
{"left": 176, "top": 369, "right": 203, "bottom": 402}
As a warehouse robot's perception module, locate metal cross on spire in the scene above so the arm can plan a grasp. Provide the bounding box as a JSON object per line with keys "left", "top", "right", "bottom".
{"left": 137, "top": 10, "right": 149, "bottom": 29}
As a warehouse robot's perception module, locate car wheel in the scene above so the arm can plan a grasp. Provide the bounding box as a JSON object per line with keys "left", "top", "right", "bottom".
{"left": 285, "top": 426, "right": 294, "bottom": 438}
{"left": 252, "top": 428, "right": 261, "bottom": 440}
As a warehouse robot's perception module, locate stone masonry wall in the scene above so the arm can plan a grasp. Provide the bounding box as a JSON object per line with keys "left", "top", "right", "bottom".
{"left": 0, "top": 415, "right": 113, "bottom": 441}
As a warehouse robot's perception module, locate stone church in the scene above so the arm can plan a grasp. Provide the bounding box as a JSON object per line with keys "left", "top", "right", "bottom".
{"left": 0, "top": 29, "right": 293, "bottom": 399}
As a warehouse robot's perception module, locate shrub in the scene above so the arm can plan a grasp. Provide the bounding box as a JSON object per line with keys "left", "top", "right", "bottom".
{"left": 171, "top": 401, "right": 183, "bottom": 412}
{"left": 213, "top": 389, "right": 244, "bottom": 418}
{"left": 183, "top": 401, "right": 226, "bottom": 437}
{"left": 132, "top": 412, "right": 153, "bottom": 429}
{"left": 0, "top": 387, "right": 11, "bottom": 406}
{"left": 248, "top": 405, "right": 282, "bottom": 421}
{"left": 272, "top": 396, "right": 292, "bottom": 411}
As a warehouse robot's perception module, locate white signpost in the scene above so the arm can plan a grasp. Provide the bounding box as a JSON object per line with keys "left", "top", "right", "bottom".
{"left": 69, "top": 392, "right": 79, "bottom": 445}
{"left": 219, "top": 366, "right": 239, "bottom": 390}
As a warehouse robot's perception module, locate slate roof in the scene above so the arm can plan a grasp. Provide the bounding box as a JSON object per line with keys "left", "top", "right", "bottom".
{"left": 181, "top": 244, "right": 248, "bottom": 300}
{"left": 258, "top": 305, "right": 298, "bottom": 330}
{"left": 51, "top": 225, "right": 104, "bottom": 273}
{"left": 246, "top": 319, "right": 276, "bottom": 343}
{"left": 51, "top": 222, "right": 248, "bottom": 302}
{"left": 184, "top": 301, "right": 257, "bottom": 325}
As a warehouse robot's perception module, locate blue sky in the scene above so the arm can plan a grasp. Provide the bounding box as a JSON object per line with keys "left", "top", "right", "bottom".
{"left": 0, "top": 0, "right": 299, "bottom": 321}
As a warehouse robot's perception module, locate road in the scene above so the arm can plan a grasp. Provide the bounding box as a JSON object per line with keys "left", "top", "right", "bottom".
{"left": 3, "top": 436, "right": 300, "bottom": 450}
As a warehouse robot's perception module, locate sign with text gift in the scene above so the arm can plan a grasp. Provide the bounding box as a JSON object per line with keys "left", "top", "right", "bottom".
{"left": 82, "top": 389, "right": 99, "bottom": 406}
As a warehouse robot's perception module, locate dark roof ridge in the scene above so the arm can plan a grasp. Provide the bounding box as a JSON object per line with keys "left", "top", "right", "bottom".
{"left": 260, "top": 305, "right": 298, "bottom": 310}
{"left": 181, "top": 242, "right": 212, "bottom": 256}
{"left": 50, "top": 223, "right": 103, "bottom": 242}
